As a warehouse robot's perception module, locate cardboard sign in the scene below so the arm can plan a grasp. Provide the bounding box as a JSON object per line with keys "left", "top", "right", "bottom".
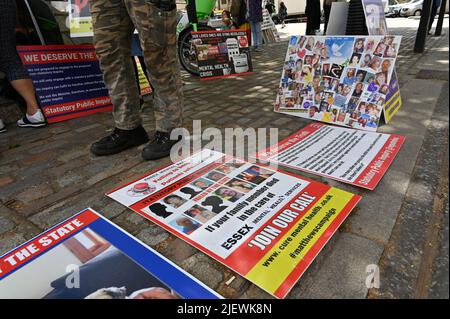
{"left": 261, "top": 9, "right": 281, "bottom": 43}
{"left": 361, "top": 0, "right": 403, "bottom": 123}
{"left": 361, "top": 0, "right": 389, "bottom": 36}
{"left": 274, "top": 35, "right": 401, "bottom": 132}
{"left": 255, "top": 123, "right": 405, "bottom": 190}
{"left": 17, "top": 45, "right": 112, "bottom": 123}
{"left": 0, "top": 208, "right": 221, "bottom": 299}
{"left": 107, "top": 150, "right": 361, "bottom": 298}
{"left": 192, "top": 30, "right": 253, "bottom": 80}
{"left": 325, "top": 2, "right": 349, "bottom": 36}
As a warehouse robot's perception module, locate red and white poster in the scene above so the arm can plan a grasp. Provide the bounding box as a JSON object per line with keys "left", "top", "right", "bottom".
{"left": 255, "top": 123, "right": 405, "bottom": 190}
{"left": 107, "top": 150, "right": 361, "bottom": 298}
{"left": 0, "top": 208, "right": 221, "bottom": 299}
{"left": 17, "top": 45, "right": 112, "bottom": 123}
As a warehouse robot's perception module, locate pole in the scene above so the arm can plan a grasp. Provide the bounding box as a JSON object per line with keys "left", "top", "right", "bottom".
{"left": 24, "top": 0, "right": 46, "bottom": 45}
{"left": 435, "top": 0, "right": 447, "bottom": 36}
{"left": 414, "top": 0, "right": 433, "bottom": 53}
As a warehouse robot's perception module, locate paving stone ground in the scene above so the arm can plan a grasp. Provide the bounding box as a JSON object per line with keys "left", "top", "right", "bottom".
{"left": 0, "top": 18, "right": 448, "bottom": 299}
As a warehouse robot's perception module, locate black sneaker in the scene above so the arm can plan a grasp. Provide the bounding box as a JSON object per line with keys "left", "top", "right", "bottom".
{"left": 142, "top": 131, "right": 180, "bottom": 160}
{"left": 0, "top": 119, "right": 6, "bottom": 133}
{"left": 90, "top": 126, "right": 149, "bottom": 156}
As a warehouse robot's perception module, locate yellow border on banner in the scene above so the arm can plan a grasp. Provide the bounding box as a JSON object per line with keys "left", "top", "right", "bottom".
{"left": 245, "top": 188, "right": 354, "bottom": 294}
{"left": 384, "top": 90, "right": 402, "bottom": 123}
{"left": 134, "top": 57, "right": 152, "bottom": 95}
{"left": 69, "top": 17, "right": 93, "bottom": 37}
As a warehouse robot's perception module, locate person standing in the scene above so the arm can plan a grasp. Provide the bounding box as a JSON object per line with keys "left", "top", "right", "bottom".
{"left": 323, "top": 0, "right": 336, "bottom": 35}
{"left": 428, "top": 0, "right": 442, "bottom": 35}
{"left": 88, "top": 0, "right": 183, "bottom": 160}
{"left": 0, "top": 0, "right": 46, "bottom": 133}
{"left": 247, "top": 0, "right": 264, "bottom": 51}
{"left": 279, "top": 1, "right": 288, "bottom": 29}
{"left": 231, "top": 0, "right": 248, "bottom": 27}
{"left": 305, "top": 0, "right": 321, "bottom": 35}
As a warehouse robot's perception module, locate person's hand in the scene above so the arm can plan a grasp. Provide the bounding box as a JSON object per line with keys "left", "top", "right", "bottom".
{"left": 129, "top": 287, "right": 179, "bottom": 299}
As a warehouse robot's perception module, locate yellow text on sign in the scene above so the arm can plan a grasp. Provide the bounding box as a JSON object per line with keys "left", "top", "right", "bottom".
{"left": 245, "top": 188, "right": 354, "bottom": 294}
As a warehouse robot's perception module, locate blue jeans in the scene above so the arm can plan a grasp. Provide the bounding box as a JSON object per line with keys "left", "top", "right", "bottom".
{"left": 250, "top": 21, "right": 263, "bottom": 48}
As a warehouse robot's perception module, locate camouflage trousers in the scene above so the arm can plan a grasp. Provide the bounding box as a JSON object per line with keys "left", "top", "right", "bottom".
{"left": 89, "top": 0, "right": 183, "bottom": 132}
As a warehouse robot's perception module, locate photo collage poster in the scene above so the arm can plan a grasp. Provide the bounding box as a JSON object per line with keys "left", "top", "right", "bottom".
{"left": 274, "top": 35, "right": 401, "bottom": 131}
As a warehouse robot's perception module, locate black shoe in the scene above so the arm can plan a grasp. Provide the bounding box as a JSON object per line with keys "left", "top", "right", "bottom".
{"left": 142, "top": 131, "right": 180, "bottom": 160}
{"left": 90, "top": 126, "right": 149, "bottom": 156}
{"left": 0, "top": 119, "right": 6, "bottom": 133}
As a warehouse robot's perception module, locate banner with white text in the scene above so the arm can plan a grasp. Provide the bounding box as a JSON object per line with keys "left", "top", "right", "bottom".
{"left": 255, "top": 123, "right": 405, "bottom": 190}
{"left": 107, "top": 150, "right": 361, "bottom": 298}
{"left": 0, "top": 208, "right": 221, "bottom": 299}
{"left": 17, "top": 45, "right": 112, "bottom": 123}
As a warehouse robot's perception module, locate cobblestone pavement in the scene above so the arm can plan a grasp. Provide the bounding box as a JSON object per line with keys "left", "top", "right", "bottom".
{"left": 0, "top": 19, "right": 448, "bottom": 298}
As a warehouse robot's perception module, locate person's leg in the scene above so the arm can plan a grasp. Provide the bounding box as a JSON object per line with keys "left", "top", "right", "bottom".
{"left": 90, "top": 0, "right": 141, "bottom": 131}
{"left": 89, "top": 0, "right": 149, "bottom": 156}
{"left": 250, "top": 21, "right": 257, "bottom": 47}
{"left": 0, "top": 0, "right": 45, "bottom": 127}
{"left": 255, "top": 22, "right": 263, "bottom": 48}
{"left": 324, "top": 4, "right": 331, "bottom": 35}
{"left": 428, "top": 5, "right": 439, "bottom": 32}
{"left": 10, "top": 79, "right": 40, "bottom": 115}
{"left": 128, "top": 0, "right": 183, "bottom": 159}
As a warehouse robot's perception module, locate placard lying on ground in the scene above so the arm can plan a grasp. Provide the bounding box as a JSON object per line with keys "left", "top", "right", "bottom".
{"left": 17, "top": 45, "right": 112, "bottom": 123}
{"left": 275, "top": 35, "right": 401, "bottom": 131}
{"left": 192, "top": 30, "right": 253, "bottom": 80}
{"left": 0, "top": 208, "right": 220, "bottom": 299}
{"left": 255, "top": 123, "right": 405, "bottom": 190}
{"left": 107, "top": 150, "right": 361, "bottom": 298}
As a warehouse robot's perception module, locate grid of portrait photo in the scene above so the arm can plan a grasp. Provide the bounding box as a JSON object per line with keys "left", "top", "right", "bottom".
{"left": 275, "top": 35, "right": 401, "bottom": 131}
{"left": 141, "top": 161, "right": 276, "bottom": 236}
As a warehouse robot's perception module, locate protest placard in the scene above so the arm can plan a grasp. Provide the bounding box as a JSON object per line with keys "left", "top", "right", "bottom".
{"left": 361, "top": 0, "right": 403, "bottom": 123}
{"left": 274, "top": 35, "right": 401, "bottom": 131}
{"left": 107, "top": 150, "right": 361, "bottom": 298}
{"left": 255, "top": 123, "right": 405, "bottom": 190}
{"left": 17, "top": 45, "right": 112, "bottom": 123}
{"left": 261, "top": 9, "right": 281, "bottom": 44}
{"left": 192, "top": 30, "right": 253, "bottom": 80}
{"left": 361, "top": 0, "right": 389, "bottom": 36}
{"left": 68, "top": 0, "right": 93, "bottom": 38}
{"left": 0, "top": 208, "right": 221, "bottom": 299}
